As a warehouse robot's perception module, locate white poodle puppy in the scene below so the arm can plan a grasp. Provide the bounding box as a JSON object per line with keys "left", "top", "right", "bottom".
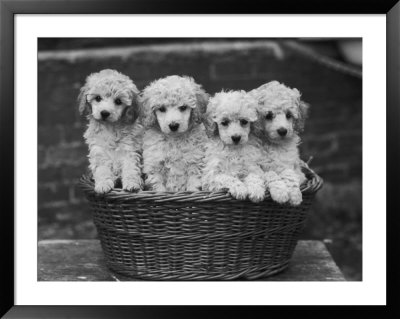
{"left": 78, "top": 69, "right": 143, "bottom": 194}
{"left": 250, "top": 81, "right": 309, "bottom": 206}
{"left": 201, "top": 90, "right": 266, "bottom": 203}
{"left": 139, "top": 75, "right": 209, "bottom": 192}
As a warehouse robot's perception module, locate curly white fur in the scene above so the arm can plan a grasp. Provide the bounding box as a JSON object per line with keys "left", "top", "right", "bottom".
{"left": 202, "top": 91, "right": 266, "bottom": 203}
{"left": 250, "top": 81, "right": 309, "bottom": 206}
{"left": 139, "top": 75, "right": 209, "bottom": 192}
{"left": 78, "top": 69, "right": 143, "bottom": 194}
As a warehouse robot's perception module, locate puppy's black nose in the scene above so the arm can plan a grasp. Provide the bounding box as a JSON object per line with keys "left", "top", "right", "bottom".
{"left": 231, "top": 135, "right": 241, "bottom": 144}
{"left": 169, "top": 123, "right": 179, "bottom": 132}
{"left": 101, "top": 111, "right": 110, "bottom": 119}
{"left": 277, "top": 128, "right": 287, "bottom": 136}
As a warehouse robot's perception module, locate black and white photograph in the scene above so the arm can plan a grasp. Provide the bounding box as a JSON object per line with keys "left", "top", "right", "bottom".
{"left": 37, "top": 37, "right": 362, "bottom": 282}
{"left": 2, "top": 3, "right": 397, "bottom": 315}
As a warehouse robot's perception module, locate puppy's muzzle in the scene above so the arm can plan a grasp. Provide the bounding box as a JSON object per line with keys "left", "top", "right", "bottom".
{"left": 169, "top": 122, "right": 180, "bottom": 132}
{"left": 277, "top": 128, "right": 287, "bottom": 137}
{"left": 231, "top": 135, "right": 241, "bottom": 144}
{"left": 101, "top": 110, "right": 111, "bottom": 120}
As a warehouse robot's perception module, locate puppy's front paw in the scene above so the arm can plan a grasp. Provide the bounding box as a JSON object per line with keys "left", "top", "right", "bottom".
{"left": 123, "top": 180, "right": 142, "bottom": 192}
{"left": 229, "top": 183, "right": 248, "bottom": 200}
{"left": 288, "top": 188, "right": 302, "bottom": 206}
{"left": 248, "top": 186, "right": 266, "bottom": 203}
{"left": 95, "top": 179, "right": 114, "bottom": 194}
{"left": 269, "top": 181, "right": 289, "bottom": 204}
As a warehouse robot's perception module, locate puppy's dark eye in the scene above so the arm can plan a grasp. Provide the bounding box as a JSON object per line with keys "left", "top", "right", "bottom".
{"left": 240, "top": 119, "right": 248, "bottom": 126}
{"left": 265, "top": 112, "right": 273, "bottom": 120}
{"left": 159, "top": 106, "right": 166, "bottom": 113}
{"left": 95, "top": 95, "right": 102, "bottom": 102}
{"left": 179, "top": 105, "right": 188, "bottom": 112}
{"left": 286, "top": 112, "right": 293, "bottom": 119}
{"left": 221, "top": 120, "right": 230, "bottom": 126}
{"left": 115, "top": 98, "right": 122, "bottom": 105}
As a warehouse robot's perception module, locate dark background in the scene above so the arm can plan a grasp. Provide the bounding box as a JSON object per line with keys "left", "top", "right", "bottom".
{"left": 38, "top": 38, "right": 362, "bottom": 280}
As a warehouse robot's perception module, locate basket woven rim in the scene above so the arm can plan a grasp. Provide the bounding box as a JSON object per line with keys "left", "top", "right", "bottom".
{"left": 79, "top": 164, "right": 323, "bottom": 203}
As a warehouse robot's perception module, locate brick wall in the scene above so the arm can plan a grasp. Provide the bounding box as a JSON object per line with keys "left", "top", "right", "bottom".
{"left": 38, "top": 40, "right": 362, "bottom": 240}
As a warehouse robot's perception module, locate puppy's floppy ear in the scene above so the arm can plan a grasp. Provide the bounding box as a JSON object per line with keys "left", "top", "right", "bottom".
{"left": 138, "top": 93, "right": 157, "bottom": 128}
{"left": 195, "top": 89, "right": 209, "bottom": 115}
{"left": 202, "top": 94, "right": 220, "bottom": 138}
{"left": 122, "top": 81, "right": 140, "bottom": 124}
{"left": 126, "top": 80, "right": 140, "bottom": 100}
{"left": 202, "top": 112, "right": 219, "bottom": 138}
{"left": 295, "top": 100, "right": 310, "bottom": 133}
{"left": 122, "top": 97, "right": 139, "bottom": 124}
{"left": 290, "top": 87, "right": 309, "bottom": 133}
{"left": 243, "top": 94, "right": 264, "bottom": 139}
{"left": 77, "top": 83, "right": 90, "bottom": 116}
{"left": 191, "top": 88, "right": 209, "bottom": 125}
{"left": 251, "top": 114, "right": 265, "bottom": 139}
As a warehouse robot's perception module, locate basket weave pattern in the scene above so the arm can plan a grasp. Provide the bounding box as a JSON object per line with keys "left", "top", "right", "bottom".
{"left": 79, "top": 167, "right": 322, "bottom": 280}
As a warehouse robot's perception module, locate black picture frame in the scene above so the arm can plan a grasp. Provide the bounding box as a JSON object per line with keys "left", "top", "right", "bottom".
{"left": 1, "top": 0, "right": 399, "bottom": 318}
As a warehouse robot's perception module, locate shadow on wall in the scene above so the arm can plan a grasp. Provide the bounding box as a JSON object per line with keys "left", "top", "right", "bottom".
{"left": 37, "top": 38, "right": 362, "bottom": 280}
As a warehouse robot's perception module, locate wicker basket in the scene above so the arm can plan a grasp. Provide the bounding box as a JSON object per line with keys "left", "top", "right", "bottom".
{"left": 79, "top": 165, "right": 322, "bottom": 280}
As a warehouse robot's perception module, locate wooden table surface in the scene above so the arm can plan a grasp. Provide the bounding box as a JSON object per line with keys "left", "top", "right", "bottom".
{"left": 38, "top": 239, "right": 346, "bottom": 281}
